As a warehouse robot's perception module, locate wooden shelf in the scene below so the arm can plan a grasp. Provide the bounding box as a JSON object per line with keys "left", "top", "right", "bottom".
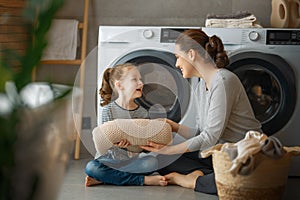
{"left": 0, "top": 1, "right": 26, "bottom": 8}
{"left": 38, "top": 0, "right": 90, "bottom": 160}
{"left": 78, "top": 22, "right": 84, "bottom": 29}
{"left": 41, "top": 59, "right": 82, "bottom": 65}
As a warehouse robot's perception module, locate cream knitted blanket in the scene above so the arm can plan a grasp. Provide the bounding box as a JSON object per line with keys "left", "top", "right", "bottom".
{"left": 92, "top": 119, "right": 172, "bottom": 154}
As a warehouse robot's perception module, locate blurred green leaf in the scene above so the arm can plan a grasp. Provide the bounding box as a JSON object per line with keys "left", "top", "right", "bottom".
{"left": 0, "top": 0, "right": 65, "bottom": 199}
{"left": 0, "top": 62, "right": 13, "bottom": 93}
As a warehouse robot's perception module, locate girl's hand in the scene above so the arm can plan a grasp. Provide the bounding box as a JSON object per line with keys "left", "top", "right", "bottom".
{"left": 114, "top": 139, "right": 131, "bottom": 148}
{"left": 166, "top": 119, "right": 180, "bottom": 132}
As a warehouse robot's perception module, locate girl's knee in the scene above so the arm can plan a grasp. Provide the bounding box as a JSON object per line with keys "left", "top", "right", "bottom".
{"left": 85, "top": 159, "right": 110, "bottom": 182}
{"left": 85, "top": 160, "right": 96, "bottom": 175}
{"left": 85, "top": 160, "right": 104, "bottom": 176}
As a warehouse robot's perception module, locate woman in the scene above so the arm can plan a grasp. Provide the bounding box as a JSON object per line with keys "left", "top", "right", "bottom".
{"left": 140, "top": 29, "right": 262, "bottom": 194}
{"left": 85, "top": 63, "right": 167, "bottom": 187}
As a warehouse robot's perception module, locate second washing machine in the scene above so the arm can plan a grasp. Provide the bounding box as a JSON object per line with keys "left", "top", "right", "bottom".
{"left": 203, "top": 27, "right": 300, "bottom": 176}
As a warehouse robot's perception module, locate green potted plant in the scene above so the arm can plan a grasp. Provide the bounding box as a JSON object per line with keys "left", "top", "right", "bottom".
{"left": 0, "top": 0, "right": 78, "bottom": 199}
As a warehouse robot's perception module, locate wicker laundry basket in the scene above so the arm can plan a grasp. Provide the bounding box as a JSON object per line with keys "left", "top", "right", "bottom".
{"left": 211, "top": 147, "right": 300, "bottom": 200}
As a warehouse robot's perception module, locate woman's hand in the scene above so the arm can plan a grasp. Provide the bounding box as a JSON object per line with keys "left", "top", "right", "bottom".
{"left": 139, "top": 141, "right": 170, "bottom": 154}
{"left": 114, "top": 139, "right": 131, "bottom": 148}
{"left": 140, "top": 140, "right": 190, "bottom": 155}
{"left": 166, "top": 119, "right": 180, "bottom": 132}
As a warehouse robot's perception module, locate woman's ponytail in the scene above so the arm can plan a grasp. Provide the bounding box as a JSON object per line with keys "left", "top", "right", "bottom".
{"left": 205, "top": 35, "right": 229, "bottom": 68}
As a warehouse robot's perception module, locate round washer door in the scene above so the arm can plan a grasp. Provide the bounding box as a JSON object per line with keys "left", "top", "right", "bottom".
{"left": 114, "top": 49, "right": 190, "bottom": 123}
{"left": 228, "top": 51, "right": 296, "bottom": 135}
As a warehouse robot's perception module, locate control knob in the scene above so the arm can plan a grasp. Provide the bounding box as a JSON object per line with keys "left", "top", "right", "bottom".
{"left": 248, "top": 31, "right": 260, "bottom": 41}
{"left": 143, "top": 29, "right": 154, "bottom": 39}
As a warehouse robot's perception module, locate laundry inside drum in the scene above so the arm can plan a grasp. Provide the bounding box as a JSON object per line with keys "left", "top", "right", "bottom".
{"left": 137, "top": 83, "right": 179, "bottom": 120}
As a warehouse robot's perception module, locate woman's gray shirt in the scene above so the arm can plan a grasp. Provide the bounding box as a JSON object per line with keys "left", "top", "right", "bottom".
{"left": 183, "top": 69, "right": 262, "bottom": 152}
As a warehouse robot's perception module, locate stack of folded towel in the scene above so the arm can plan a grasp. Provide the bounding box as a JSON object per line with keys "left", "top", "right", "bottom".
{"left": 205, "top": 11, "right": 262, "bottom": 28}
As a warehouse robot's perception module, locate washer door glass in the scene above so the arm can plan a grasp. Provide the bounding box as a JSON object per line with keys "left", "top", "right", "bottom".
{"left": 115, "top": 49, "right": 190, "bottom": 123}
{"left": 228, "top": 52, "right": 296, "bottom": 135}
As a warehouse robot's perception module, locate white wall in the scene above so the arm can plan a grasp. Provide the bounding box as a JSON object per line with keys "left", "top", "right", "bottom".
{"left": 58, "top": 0, "right": 272, "bottom": 54}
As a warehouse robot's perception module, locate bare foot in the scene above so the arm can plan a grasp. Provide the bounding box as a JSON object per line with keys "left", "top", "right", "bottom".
{"left": 144, "top": 175, "right": 168, "bottom": 186}
{"left": 85, "top": 176, "right": 103, "bottom": 187}
{"left": 164, "top": 170, "right": 204, "bottom": 189}
{"left": 189, "top": 170, "right": 204, "bottom": 177}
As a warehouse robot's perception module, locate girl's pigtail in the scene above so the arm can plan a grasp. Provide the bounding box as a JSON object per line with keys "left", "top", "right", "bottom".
{"left": 99, "top": 68, "right": 113, "bottom": 106}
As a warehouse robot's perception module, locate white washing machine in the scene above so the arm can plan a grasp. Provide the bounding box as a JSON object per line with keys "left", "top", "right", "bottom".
{"left": 203, "top": 27, "right": 300, "bottom": 176}
{"left": 97, "top": 26, "right": 200, "bottom": 137}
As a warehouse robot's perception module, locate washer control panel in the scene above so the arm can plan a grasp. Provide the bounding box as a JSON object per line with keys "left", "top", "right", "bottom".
{"left": 266, "top": 30, "right": 300, "bottom": 45}
{"left": 160, "top": 28, "right": 200, "bottom": 43}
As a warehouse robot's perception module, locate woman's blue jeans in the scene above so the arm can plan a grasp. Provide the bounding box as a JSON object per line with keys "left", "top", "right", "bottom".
{"left": 85, "top": 155, "right": 158, "bottom": 186}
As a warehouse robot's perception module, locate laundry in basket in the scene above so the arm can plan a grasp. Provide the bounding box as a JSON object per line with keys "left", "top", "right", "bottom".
{"left": 201, "top": 131, "right": 300, "bottom": 200}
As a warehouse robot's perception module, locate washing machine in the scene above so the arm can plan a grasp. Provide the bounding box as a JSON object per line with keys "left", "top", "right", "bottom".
{"left": 97, "top": 26, "right": 200, "bottom": 133}
{"left": 203, "top": 27, "right": 300, "bottom": 176}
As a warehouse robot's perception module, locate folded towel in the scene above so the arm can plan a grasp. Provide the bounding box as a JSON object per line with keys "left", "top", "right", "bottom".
{"left": 205, "top": 11, "right": 262, "bottom": 28}
{"left": 207, "top": 11, "right": 253, "bottom": 19}
{"left": 42, "top": 19, "right": 79, "bottom": 60}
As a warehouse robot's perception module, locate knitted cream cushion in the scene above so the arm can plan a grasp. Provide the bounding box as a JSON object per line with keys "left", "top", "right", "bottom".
{"left": 92, "top": 118, "right": 172, "bottom": 154}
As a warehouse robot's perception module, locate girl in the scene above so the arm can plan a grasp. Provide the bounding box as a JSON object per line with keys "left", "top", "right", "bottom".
{"left": 85, "top": 63, "right": 167, "bottom": 187}
{"left": 140, "top": 29, "right": 262, "bottom": 194}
